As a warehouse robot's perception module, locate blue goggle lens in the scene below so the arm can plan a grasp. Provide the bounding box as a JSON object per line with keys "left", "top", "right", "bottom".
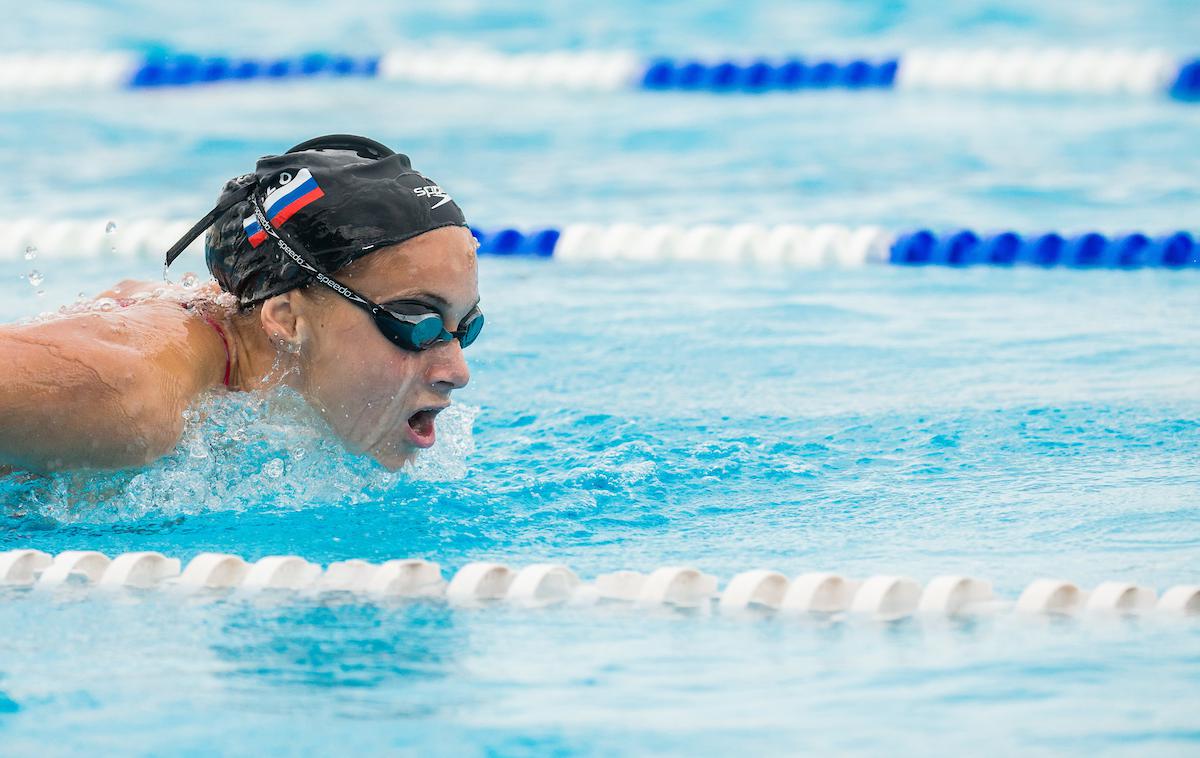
{"left": 457, "top": 311, "right": 484, "bottom": 348}
{"left": 410, "top": 315, "right": 446, "bottom": 349}
{"left": 374, "top": 306, "right": 484, "bottom": 352}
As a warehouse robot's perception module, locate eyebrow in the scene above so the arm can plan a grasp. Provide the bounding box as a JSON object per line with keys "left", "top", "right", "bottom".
{"left": 381, "top": 291, "right": 481, "bottom": 310}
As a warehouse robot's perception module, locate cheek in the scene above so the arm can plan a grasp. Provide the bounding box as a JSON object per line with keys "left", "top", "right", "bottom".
{"left": 314, "top": 328, "right": 425, "bottom": 405}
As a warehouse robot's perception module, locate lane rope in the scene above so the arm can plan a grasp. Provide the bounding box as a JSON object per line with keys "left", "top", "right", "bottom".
{"left": 2, "top": 220, "right": 1196, "bottom": 270}
{"left": 1, "top": 549, "right": 1196, "bottom": 618}
{"left": 0, "top": 49, "right": 1196, "bottom": 99}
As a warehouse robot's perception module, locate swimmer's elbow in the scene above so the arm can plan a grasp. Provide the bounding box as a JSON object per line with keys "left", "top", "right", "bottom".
{"left": 127, "top": 413, "right": 186, "bottom": 465}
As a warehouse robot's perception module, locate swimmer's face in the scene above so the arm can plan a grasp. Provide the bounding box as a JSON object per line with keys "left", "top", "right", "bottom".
{"left": 283, "top": 226, "right": 478, "bottom": 469}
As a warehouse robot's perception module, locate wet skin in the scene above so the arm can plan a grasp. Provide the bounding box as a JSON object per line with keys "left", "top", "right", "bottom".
{"left": 0, "top": 226, "right": 478, "bottom": 472}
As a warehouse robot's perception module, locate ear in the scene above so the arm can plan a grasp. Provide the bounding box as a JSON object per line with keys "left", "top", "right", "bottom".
{"left": 259, "top": 292, "right": 303, "bottom": 349}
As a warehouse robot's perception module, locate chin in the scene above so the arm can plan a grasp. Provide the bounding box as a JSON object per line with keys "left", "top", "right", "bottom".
{"left": 371, "top": 447, "right": 417, "bottom": 471}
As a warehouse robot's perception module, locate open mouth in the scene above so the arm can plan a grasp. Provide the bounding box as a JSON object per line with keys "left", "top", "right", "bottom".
{"left": 405, "top": 406, "right": 446, "bottom": 449}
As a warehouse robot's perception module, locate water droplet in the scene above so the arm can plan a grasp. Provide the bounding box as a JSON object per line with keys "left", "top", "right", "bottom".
{"left": 105, "top": 221, "right": 117, "bottom": 234}
{"left": 27, "top": 270, "right": 44, "bottom": 287}
{"left": 188, "top": 437, "right": 210, "bottom": 459}
{"left": 36, "top": 290, "right": 44, "bottom": 297}
{"left": 94, "top": 297, "right": 117, "bottom": 312}
{"left": 262, "top": 459, "right": 284, "bottom": 479}
{"left": 23, "top": 245, "right": 37, "bottom": 261}
{"left": 181, "top": 273, "right": 198, "bottom": 288}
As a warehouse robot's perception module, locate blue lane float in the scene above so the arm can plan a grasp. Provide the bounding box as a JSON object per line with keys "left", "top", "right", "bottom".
{"left": 639, "top": 57, "right": 898, "bottom": 92}
{"left": 887, "top": 230, "right": 1198, "bottom": 268}
{"left": 128, "top": 54, "right": 381, "bottom": 87}
{"left": 1171, "top": 58, "right": 1200, "bottom": 100}
{"left": 471, "top": 227, "right": 560, "bottom": 257}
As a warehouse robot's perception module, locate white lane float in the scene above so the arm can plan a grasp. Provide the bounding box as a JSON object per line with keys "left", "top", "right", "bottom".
{"left": 0, "top": 549, "right": 52, "bottom": 585}
{"left": 1085, "top": 581, "right": 1157, "bottom": 613}
{"left": 850, "top": 575, "right": 923, "bottom": 619}
{"left": 674, "top": 225, "right": 726, "bottom": 262}
{"left": 718, "top": 570, "right": 789, "bottom": 613}
{"left": 627, "top": 224, "right": 685, "bottom": 262}
{"left": 636, "top": 566, "right": 719, "bottom": 609}
{"left": 505, "top": 564, "right": 581, "bottom": 608}
{"left": 780, "top": 572, "right": 860, "bottom": 613}
{"left": 98, "top": 551, "right": 181, "bottom": 589}
{"left": 1158, "top": 585, "right": 1200, "bottom": 614}
{"left": 1016, "top": 579, "right": 1084, "bottom": 615}
{"left": 176, "top": 553, "right": 251, "bottom": 589}
{"left": 895, "top": 48, "right": 1178, "bottom": 96}
{"left": 918, "top": 576, "right": 996, "bottom": 615}
{"left": 366, "top": 559, "right": 445, "bottom": 598}
{"left": 0, "top": 551, "right": 1195, "bottom": 626}
{"left": 35, "top": 551, "right": 111, "bottom": 588}
{"left": 315, "top": 559, "right": 379, "bottom": 593}
{"left": 593, "top": 570, "right": 649, "bottom": 602}
{"left": 446, "top": 562, "right": 514, "bottom": 605}
{"left": 755, "top": 225, "right": 808, "bottom": 265}
{"left": 240, "top": 555, "right": 322, "bottom": 591}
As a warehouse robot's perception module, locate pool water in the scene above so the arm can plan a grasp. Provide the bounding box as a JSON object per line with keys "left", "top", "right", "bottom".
{"left": 2, "top": 0, "right": 1200, "bottom": 755}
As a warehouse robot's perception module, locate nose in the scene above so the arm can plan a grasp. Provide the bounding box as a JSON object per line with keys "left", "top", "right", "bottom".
{"left": 426, "top": 338, "right": 471, "bottom": 392}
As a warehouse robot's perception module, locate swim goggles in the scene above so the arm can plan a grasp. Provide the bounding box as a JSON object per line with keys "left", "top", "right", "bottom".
{"left": 245, "top": 193, "right": 484, "bottom": 352}
{"left": 163, "top": 175, "right": 483, "bottom": 353}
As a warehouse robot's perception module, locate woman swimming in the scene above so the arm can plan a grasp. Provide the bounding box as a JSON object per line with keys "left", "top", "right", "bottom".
{"left": 0, "top": 135, "right": 482, "bottom": 473}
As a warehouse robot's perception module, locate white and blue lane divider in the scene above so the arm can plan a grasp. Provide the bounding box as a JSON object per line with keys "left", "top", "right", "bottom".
{"left": 1, "top": 49, "right": 1198, "bottom": 100}
{"left": 2, "top": 219, "right": 1197, "bottom": 270}
{"left": 0, "top": 549, "right": 1196, "bottom": 620}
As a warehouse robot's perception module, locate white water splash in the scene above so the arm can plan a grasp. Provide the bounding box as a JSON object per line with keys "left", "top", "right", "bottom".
{"left": 1, "top": 387, "right": 480, "bottom": 524}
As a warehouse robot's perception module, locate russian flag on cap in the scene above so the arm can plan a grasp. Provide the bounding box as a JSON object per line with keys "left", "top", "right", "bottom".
{"left": 242, "top": 167, "right": 325, "bottom": 248}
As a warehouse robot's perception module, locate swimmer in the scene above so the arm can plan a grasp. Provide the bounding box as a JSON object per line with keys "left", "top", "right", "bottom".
{"left": 0, "top": 135, "right": 481, "bottom": 472}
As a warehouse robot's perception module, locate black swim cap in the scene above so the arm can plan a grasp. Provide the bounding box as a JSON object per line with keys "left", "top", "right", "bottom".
{"left": 165, "top": 134, "right": 467, "bottom": 304}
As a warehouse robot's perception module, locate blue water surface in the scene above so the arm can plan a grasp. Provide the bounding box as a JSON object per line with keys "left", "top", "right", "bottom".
{"left": 1, "top": 1, "right": 1199, "bottom": 755}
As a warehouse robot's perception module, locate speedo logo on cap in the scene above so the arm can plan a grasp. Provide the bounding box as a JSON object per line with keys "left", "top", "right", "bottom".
{"left": 413, "top": 184, "right": 452, "bottom": 210}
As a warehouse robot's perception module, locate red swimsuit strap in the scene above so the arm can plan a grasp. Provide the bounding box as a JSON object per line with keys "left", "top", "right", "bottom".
{"left": 182, "top": 303, "right": 232, "bottom": 388}
{"left": 202, "top": 313, "right": 233, "bottom": 388}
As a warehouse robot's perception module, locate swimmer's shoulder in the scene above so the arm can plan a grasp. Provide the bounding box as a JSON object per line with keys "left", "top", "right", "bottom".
{"left": 0, "top": 295, "right": 222, "bottom": 470}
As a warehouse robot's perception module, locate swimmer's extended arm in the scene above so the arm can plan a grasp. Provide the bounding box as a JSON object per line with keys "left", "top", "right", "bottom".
{"left": 0, "top": 316, "right": 198, "bottom": 472}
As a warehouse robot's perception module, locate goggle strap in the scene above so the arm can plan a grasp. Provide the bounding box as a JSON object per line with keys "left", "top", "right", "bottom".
{"left": 250, "top": 194, "right": 376, "bottom": 312}
{"left": 163, "top": 180, "right": 256, "bottom": 268}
